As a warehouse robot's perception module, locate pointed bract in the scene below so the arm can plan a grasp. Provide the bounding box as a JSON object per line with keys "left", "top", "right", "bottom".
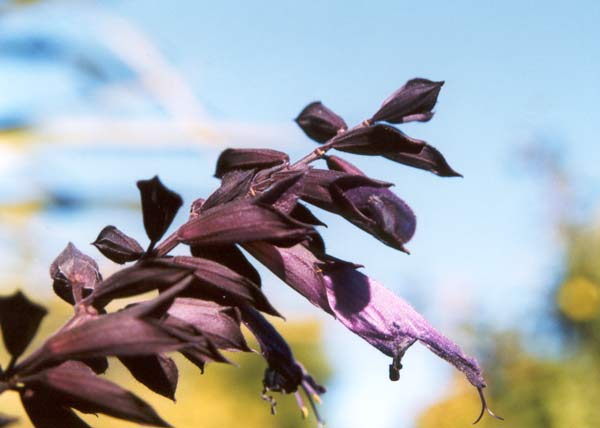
{"left": 173, "top": 256, "right": 280, "bottom": 316}
{"left": 159, "top": 316, "right": 230, "bottom": 366}
{"left": 89, "top": 260, "right": 192, "bottom": 309}
{"left": 371, "top": 78, "right": 444, "bottom": 124}
{"left": 21, "top": 387, "right": 91, "bottom": 428}
{"left": 330, "top": 176, "right": 416, "bottom": 251}
{"left": 254, "top": 169, "right": 307, "bottom": 214}
{"left": 92, "top": 225, "right": 144, "bottom": 264}
{"left": 178, "top": 200, "right": 317, "bottom": 248}
{"left": 331, "top": 124, "right": 462, "bottom": 177}
{"left": 290, "top": 203, "right": 326, "bottom": 227}
{"left": 325, "top": 154, "right": 366, "bottom": 176}
{"left": 383, "top": 144, "right": 462, "bottom": 177}
{"left": 119, "top": 354, "right": 179, "bottom": 401}
{"left": 50, "top": 242, "right": 102, "bottom": 304}
{"left": 203, "top": 169, "right": 255, "bottom": 211}
{"left": 16, "top": 312, "right": 193, "bottom": 375}
{"left": 167, "top": 298, "right": 251, "bottom": 352}
{"left": 243, "top": 243, "right": 333, "bottom": 314}
{"left": 215, "top": 148, "right": 288, "bottom": 178}
{"left": 295, "top": 101, "right": 347, "bottom": 143}
{"left": 191, "top": 244, "right": 262, "bottom": 287}
{"left": 22, "top": 361, "right": 171, "bottom": 427}
{"left": 137, "top": 176, "right": 183, "bottom": 246}
{"left": 0, "top": 291, "right": 47, "bottom": 361}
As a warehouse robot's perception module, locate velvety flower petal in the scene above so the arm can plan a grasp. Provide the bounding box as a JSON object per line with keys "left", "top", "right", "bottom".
{"left": 298, "top": 168, "right": 391, "bottom": 211}
{"left": 240, "top": 306, "right": 303, "bottom": 393}
{"left": 321, "top": 264, "right": 486, "bottom": 389}
{"left": 371, "top": 78, "right": 443, "bottom": 124}
{"left": 21, "top": 387, "right": 91, "bottom": 428}
{"left": 297, "top": 169, "right": 413, "bottom": 251}
{"left": 22, "top": 361, "right": 171, "bottom": 427}
{"left": 50, "top": 242, "right": 102, "bottom": 304}
{"left": 240, "top": 306, "right": 326, "bottom": 424}
{"left": 295, "top": 101, "right": 347, "bottom": 143}
{"left": 172, "top": 256, "right": 280, "bottom": 316}
{"left": 245, "top": 242, "right": 492, "bottom": 417}
{"left": 0, "top": 290, "right": 47, "bottom": 361}
{"left": 119, "top": 354, "right": 179, "bottom": 400}
{"left": 167, "top": 298, "right": 251, "bottom": 352}
{"left": 92, "top": 225, "right": 144, "bottom": 264}
{"left": 330, "top": 176, "right": 416, "bottom": 252}
{"left": 178, "top": 199, "right": 317, "bottom": 248}
{"left": 137, "top": 176, "right": 183, "bottom": 246}
{"left": 331, "top": 124, "right": 462, "bottom": 177}
{"left": 215, "top": 148, "right": 289, "bottom": 178}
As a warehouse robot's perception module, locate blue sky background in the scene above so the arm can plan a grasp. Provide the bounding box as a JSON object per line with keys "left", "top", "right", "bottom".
{"left": 1, "top": 1, "right": 599, "bottom": 427}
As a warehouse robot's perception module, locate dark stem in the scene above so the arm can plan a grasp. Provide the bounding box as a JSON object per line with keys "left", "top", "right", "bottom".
{"left": 4, "top": 356, "right": 17, "bottom": 377}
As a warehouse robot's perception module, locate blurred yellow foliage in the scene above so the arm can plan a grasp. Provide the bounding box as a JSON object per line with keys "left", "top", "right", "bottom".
{"left": 557, "top": 276, "right": 599, "bottom": 321}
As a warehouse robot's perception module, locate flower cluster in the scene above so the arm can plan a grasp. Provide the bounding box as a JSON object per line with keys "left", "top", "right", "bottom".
{"left": 0, "top": 78, "right": 501, "bottom": 427}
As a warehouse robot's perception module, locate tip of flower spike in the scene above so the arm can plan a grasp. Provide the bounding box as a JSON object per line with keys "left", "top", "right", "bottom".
{"left": 473, "top": 387, "right": 504, "bottom": 424}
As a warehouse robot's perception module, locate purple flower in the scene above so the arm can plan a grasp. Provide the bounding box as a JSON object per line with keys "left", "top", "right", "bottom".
{"left": 245, "top": 242, "right": 501, "bottom": 422}
{"left": 299, "top": 167, "right": 416, "bottom": 252}
{"left": 240, "top": 305, "right": 326, "bottom": 425}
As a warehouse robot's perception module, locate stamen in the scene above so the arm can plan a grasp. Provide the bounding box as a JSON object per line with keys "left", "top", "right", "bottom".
{"left": 302, "top": 383, "right": 325, "bottom": 427}
{"left": 302, "top": 380, "right": 323, "bottom": 405}
{"left": 314, "top": 148, "right": 326, "bottom": 157}
{"left": 261, "top": 388, "right": 277, "bottom": 415}
{"left": 473, "top": 387, "right": 503, "bottom": 424}
{"left": 295, "top": 391, "right": 309, "bottom": 419}
{"left": 249, "top": 187, "right": 257, "bottom": 196}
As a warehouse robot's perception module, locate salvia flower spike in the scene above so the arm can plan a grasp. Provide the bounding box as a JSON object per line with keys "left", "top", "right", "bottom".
{"left": 0, "top": 78, "right": 500, "bottom": 428}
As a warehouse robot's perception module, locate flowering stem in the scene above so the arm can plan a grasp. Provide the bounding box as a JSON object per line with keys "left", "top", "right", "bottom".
{"left": 151, "top": 120, "right": 369, "bottom": 259}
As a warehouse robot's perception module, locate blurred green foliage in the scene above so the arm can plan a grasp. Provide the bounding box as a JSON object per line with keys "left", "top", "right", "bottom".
{"left": 418, "top": 219, "right": 600, "bottom": 428}
{"left": 0, "top": 294, "right": 330, "bottom": 428}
